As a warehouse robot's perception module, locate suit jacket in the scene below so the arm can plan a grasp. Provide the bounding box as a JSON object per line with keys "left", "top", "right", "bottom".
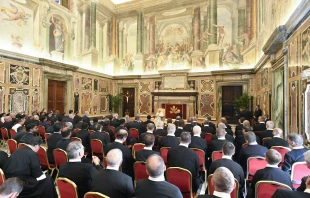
{"left": 0, "top": 150, "right": 8, "bottom": 169}
{"left": 209, "top": 139, "right": 229, "bottom": 156}
{"left": 88, "top": 123, "right": 99, "bottom": 131}
{"left": 259, "top": 129, "right": 273, "bottom": 141}
{"left": 154, "top": 128, "right": 167, "bottom": 136}
{"left": 239, "top": 109, "right": 252, "bottom": 121}
{"left": 59, "top": 162, "right": 101, "bottom": 198}
{"left": 251, "top": 167, "right": 292, "bottom": 198}
{"left": 91, "top": 169, "right": 134, "bottom": 198}
{"left": 237, "top": 144, "right": 268, "bottom": 172}
{"left": 82, "top": 115, "right": 91, "bottom": 126}
{"left": 90, "top": 131, "right": 110, "bottom": 147}
{"left": 254, "top": 108, "right": 262, "bottom": 120}
{"left": 72, "top": 129, "right": 90, "bottom": 152}
{"left": 144, "top": 120, "right": 155, "bottom": 126}
{"left": 225, "top": 128, "right": 234, "bottom": 136}
{"left": 189, "top": 136, "right": 208, "bottom": 154}
{"left": 282, "top": 147, "right": 308, "bottom": 173}
{"left": 175, "top": 128, "right": 184, "bottom": 137}
{"left": 235, "top": 124, "right": 243, "bottom": 133}
{"left": 140, "top": 132, "right": 157, "bottom": 145}
{"left": 135, "top": 149, "right": 160, "bottom": 162}
{"left": 272, "top": 188, "right": 310, "bottom": 198}
{"left": 74, "top": 122, "right": 83, "bottom": 129}
{"left": 209, "top": 122, "right": 216, "bottom": 132}
{"left": 264, "top": 137, "right": 289, "bottom": 149}
{"left": 202, "top": 125, "right": 215, "bottom": 135}
{"left": 159, "top": 136, "right": 180, "bottom": 148}
{"left": 135, "top": 179, "right": 182, "bottom": 198}
{"left": 101, "top": 126, "right": 114, "bottom": 141}
{"left": 297, "top": 176, "right": 308, "bottom": 191}
{"left": 110, "top": 119, "right": 120, "bottom": 128}
{"left": 62, "top": 117, "right": 74, "bottom": 124}
{"left": 212, "top": 134, "right": 234, "bottom": 143}
{"left": 47, "top": 132, "right": 63, "bottom": 164}
{"left": 183, "top": 124, "right": 193, "bottom": 133}
{"left": 104, "top": 142, "right": 134, "bottom": 177}
{"left": 253, "top": 123, "right": 266, "bottom": 131}
{"left": 129, "top": 121, "right": 146, "bottom": 134}
{"left": 55, "top": 138, "right": 71, "bottom": 151}
{"left": 167, "top": 146, "right": 200, "bottom": 192}
{"left": 13, "top": 131, "right": 26, "bottom": 144}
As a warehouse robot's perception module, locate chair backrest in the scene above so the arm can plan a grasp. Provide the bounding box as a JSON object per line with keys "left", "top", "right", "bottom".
{"left": 56, "top": 177, "right": 78, "bottom": 198}
{"left": 90, "top": 139, "right": 104, "bottom": 159}
{"left": 132, "top": 143, "right": 145, "bottom": 158}
{"left": 160, "top": 147, "right": 170, "bottom": 164}
{"left": 7, "top": 139, "right": 17, "bottom": 154}
{"left": 242, "top": 143, "right": 249, "bottom": 148}
{"left": 88, "top": 130, "right": 95, "bottom": 136}
{"left": 190, "top": 148, "right": 206, "bottom": 171}
{"left": 157, "top": 136, "right": 162, "bottom": 143}
{"left": 166, "top": 167, "right": 192, "bottom": 198}
{"left": 129, "top": 128, "right": 139, "bottom": 140}
{"left": 53, "top": 149, "right": 68, "bottom": 168}
{"left": 37, "top": 146, "right": 50, "bottom": 169}
{"left": 103, "top": 157, "right": 108, "bottom": 168}
{"left": 255, "top": 180, "right": 292, "bottom": 198}
{"left": 73, "top": 128, "right": 80, "bottom": 133}
{"left": 133, "top": 161, "right": 148, "bottom": 186}
{"left": 9, "top": 129, "right": 16, "bottom": 138}
{"left": 108, "top": 125, "right": 115, "bottom": 133}
{"left": 247, "top": 157, "right": 267, "bottom": 181}
{"left": 84, "top": 192, "right": 110, "bottom": 198}
{"left": 211, "top": 151, "right": 223, "bottom": 162}
{"left": 38, "top": 125, "right": 46, "bottom": 137}
{"left": 102, "top": 132, "right": 110, "bottom": 141}
{"left": 271, "top": 146, "right": 291, "bottom": 166}
{"left": 0, "top": 168, "right": 5, "bottom": 186}
{"left": 1, "top": 128, "right": 8, "bottom": 140}
{"left": 208, "top": 174, "right": 239, "bottom": 198}
{"left": 291, "top": 162, "right": 308, "bottom": 189}
{"left": 44, "top": 133, "right": 51, "bottom": 146}
{"left": 205, "top": 133, "right": 213, "bottom": 145}
{"left": 18, "top": 143, "right": 27, "bottom": 148}
{"left": 262, "top": 137, "right": 272, "bottom": 145}
{"left": 71, "top": 137, "right": 82, "bottom": 142}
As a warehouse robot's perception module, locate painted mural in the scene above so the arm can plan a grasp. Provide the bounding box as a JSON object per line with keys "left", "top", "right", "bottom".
{"left": 274, "top": 68, "right": 284, "bottom": 129}
{"left": 49, "top": 15, "right": 66, "bottom": 56}
{"left": 290, "top": 81, "right": 298, "bottom": 132}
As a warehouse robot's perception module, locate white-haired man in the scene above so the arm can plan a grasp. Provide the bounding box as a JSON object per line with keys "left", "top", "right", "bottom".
{"left": 258, "top": 120, "right": 274, "bottom": 141}
{"left": 189, "top": 125, "right": 207, "bottom": 154}
{"left": 264, "top": 128, "right": 289, "bottom": 149}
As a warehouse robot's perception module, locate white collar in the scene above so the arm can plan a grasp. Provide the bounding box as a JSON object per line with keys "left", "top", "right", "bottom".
{"left": 259, "top": 122, "right": 265, "bottom": 124}
{"left": 222, "top": 155, "right": 232, "bottom": 159}
{"left": 148, "top": 175, "right": 165, "bottom": 181}
{"left": 156, "top": 127, "right": 163, "bottom": 129}
{"left": 249, "top": 142, "right": 258, "bottom": 145}
{"left": 115, "top": 139, "right": 123, "bottom": 144}
{"left": 266, "top": 164, "right": 279, "bottom": 168}
{"left": 213, "top": 191, "right": 231, "bottom": 198}
{"left": 146, "top": 131, "right": 153, "bottom": 133}
{"left": 167, "top": 134, "right": 175, "bottom": 136}
{"left": 69, "top": 159, "right": 81, "bottom": 162}
{"left": 218, "top": 137, "right": 225, "bottom": 140}
{"left": 144, "top": 147, "right": 152, "bottom": 150}
{"left": 293, "top": 146, "right": 304, "bottom": 149}
{"left": 204, "top": 125, "right": 209, "bottom": 126}
{"left": 54, "top": 132, "right": 61, "bottom": 134}
{"left": 177, "top": 127, "right": 183, "bottom": 129}
{"left": 267, "top": 128, "right": 273, "bottom": 130}
{"left": 305, "top": 189, "right": 310, "bottom": 194}
{"left": 179, "top": 143, "right": 188, "bottom": 148}
{"left": 106, "top": 166, "right": 119, "bottom": 171}
{"left": 194, "top": 134, "right": 201, "bottom": 137}
{"left": 273, "top": 135, "right": 281, "bottom": 138}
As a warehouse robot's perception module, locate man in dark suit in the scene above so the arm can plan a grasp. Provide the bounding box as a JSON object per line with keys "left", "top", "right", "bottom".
{"left": 207, "top": 116, "right": 216, "bottom": 132}
{"left": 176, "top": 109, "right": 183, "bottom": 119}
{"left": 167, "top": 132, "right": 201, "bottom": 192}
{"left": 235, "top": 117, "right": 245, "bottom": 137}
{"left": 74, "top": 116, "right": 83, "bottom": 129}
{"left": 72, "top": 122, "right": 90, "bottom": 153}
{"left": 136, "top": 134, "right": 159, "bottom": 162}
{"left": 189, "top": 126, "right": 207, "bottom": 154}
{"left": 198, "top": 167, "right": 235, "bottom": 198}
{"left": 82, "top": 111, "right": 91, "bottom": 126}
{"left": 201, "top": 119, "right": 215, "bottom": 135}
{"left": 104, "top": 129, "right": 135, "bottom": 177}
{"left": 258, "top": 120, "right": 274, "bottom": 142}
{"left": 208, "top": 142, "right": 244, "bottom": 197}
{"left": 214, "top": 123, "right": 234, "bottom": 142}
{"left": 47, "top": 123, "right": 63, "bottom": 164}
{"left": 100, "top": 118, "right": 114, "bottom": 141}
{"left": 13, "top": 126, "right": 27, "bottom": 144}
{"left": 218, "top": 118, "right": 233, "bottom": 136}
{"left": 159, "top": 123, "right": 180, "bottom": 148}
{"left": 110, "top": 113, "right": 120, "bottom": 128}
{"left": 19, "top": 123, "right": 38, "bottom": 144}
{"left": 90, "top": 125, "right": 110, "bottom": 148}
{"left": 183, "top": 117, "right": 193, "bottom": 133}
{"left": 144, "top": 115, "right": 154, "bottom": 126}
{"left": 175, "top": 119, "right": 184, "bottom": 137}
{"left": 140, "top": 123, "right": 157, "bottom": 145}
{"left": 209, "top": 128, "right": 229, "bottom": 157}
{"left": 297, "top": 150, "right": 310, "bottom": 192}
{"left": 56, "top": 127, "right": 72, "bottom": 151}
{"left": 264, "top": 128, "right": 289, "bottom": 149}
{"left": 128, "top": 115, "right": 146, "bottom": 135}
{"left": 272, "top": 188, "right": 310, "bottom": 198}
{"left": 239, "top": 107, "right": 252, "bottom": 122}
{"left": 282, "top": 133, "right": 308, "bottom": 174}
{"left": 237, "top": 132, "right": 268, "bottom": 172}
{"left": 136, "top": 154, "right": 182, "bottom": 198}
{"left": 253, "top": 116, "right": 266, "bottom": 131}
{"left": 154, "top": 121, "right": 167, "bottom": 136}
{"left": 251, "top": 149, "right": 292, "bottom": 197}
{"left": 88, "top": 117, "right": 99, "bottom": 131}
{"left": 91, "top": 148, "right": 134, "bottom": 198}
{"left": 59, "top": 141, "right": 102, "bottom": 198}
{"left": 253, "top": 105, "right": 262, "bottom": 122}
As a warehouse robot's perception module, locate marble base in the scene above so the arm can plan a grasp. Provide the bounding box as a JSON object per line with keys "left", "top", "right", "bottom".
{"left": 204, "top": 45, "right": 221, "bottom": 68}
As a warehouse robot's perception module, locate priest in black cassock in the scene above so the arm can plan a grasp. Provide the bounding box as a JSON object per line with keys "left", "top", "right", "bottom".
{"left": 3, "top": 136, "right": 57, "bottom": 198}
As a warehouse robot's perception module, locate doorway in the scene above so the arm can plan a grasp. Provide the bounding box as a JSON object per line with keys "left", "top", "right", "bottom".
{"left": 48, "top": 80, "right": 66, "bottom": 114}
{"left": 222, "top": 86, "right": 242, "bottom": 124}
{"left": 122, "top": 88, "right": 135, "bottom": 117}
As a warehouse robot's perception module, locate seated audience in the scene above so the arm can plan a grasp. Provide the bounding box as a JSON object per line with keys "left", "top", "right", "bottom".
{"left": 264, "top": 128, "right": 289, "bottom": 149}
{"left": 136, "top": 134, "right": 159, "bottom": 162}
{"left": 183, "top": 117, "right": 193, "bottom": 133}
{"left": 100, "top": 118, "right": 114, "bottom": 141}
{"left": 59, "top": 141, "right": 101, "bottom": 198}
{"left": 128, "top": 115, "right": 146, "bottom": 134}
{"left": 72, "top": 122, "right": 90, "bottom": 153}
{"left": 258, "top": 121, "right": 274, "bottom": 142}
{"left": 19, "top": 123, "right": 38, "bottom": 144}
{"left": 46, "top": 123, "right": 63, "bottom": 164}
{"left": 189, "top": 125, "right": 208, "bottom": 154}
{"left": 202, "top": 119, "right": 215, "bottom": 135}
{"left": 89, "top": 124, "right": 110, "bottom": 148}
{"left": 91, "top": 148, "right": 134, "bottom": 198}
{"left": 251, "top": 149, "right": 292, "bottom": 197}
{"left": 0, "top": 177, "right": 23, "bottom": 198}
{"left": 175, "top": 119, "right": 185, "bottom": 137}
{"left": 140, "top": 123, "right": 157, "bottom": 145}
{"left": 144, "top": 115, "right": 155, "bottom": 126}
{"left": 167, "top": 132, "right": 201, "bottom": 192}
{"left": 3, "top": 136, "right": 57, "bottom": 198}
{"left": 104, "top": 129, "right": 134, "bottom": 177}
{"left": 39, "top": 115, "right": 50, "bottom": 130}
{"left": 74, "top": 116, "right": 83, "bottom": 129}
{"left": 159, "top": 123, "right": 180, "bottom": 148}
{"left": 206, "top": 116, "right": 216, "bottom": 132}
{"left": 136, "top": 154, "right": 182, "bottom": 198}
{"left": 282, "top": 133, "right": 308, "bottom": 173}
{"left": 88, "top": 117, "right": 99, "bottom": 131}
{"left": 209, "top": 128, "right": 229, "bottom": 157}
{"left": 212, "top": 123, "right": 234, "bottom": 143}
{"left": 253, "top": 116, "right": 266, "bottom": 131}
{"left": 298, "top": 150, "right": 310, "bottom": 191}
{"left": 110, "top": 113, "right": 120, "bottom": 128}
{"left": 0, "top": 150, "right": 8, "bottom": 169}
{"left": 154, "top": 121, "right": 167, "bottom": 136}
{"left": 13, "top": 126, "right": 26, "bottom": 144}
{"left": 55, "top": 127, "right": 72, "bottom": 151}
{"left": 11, "top": 117, "right": 25, "bottom": 132}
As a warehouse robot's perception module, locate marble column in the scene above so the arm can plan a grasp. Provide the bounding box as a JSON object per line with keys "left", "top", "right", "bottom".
{"left": 246, "top": 0, "right": 251, "bottom": 40}
{"left": 137, "top": 12, "right": 143, "bottom": 54}
{"left": 99, "top": 23, "right": 104, "bottom": 60}
{"left": 283, "top": 46, "right": 289, "bottom": 139}
{"left": 231, "top": 17, "right": 237, "bottom": 44}
{"left": 238, "top": 8, "right": 246, "bottom": 36}
{"left": 119, "top": 27, "right": 124, "bottom": 61}
{"left": 193, "top": 7, "right": 201, "bottom": 50}
{"left": 251, "top": 0, "right": 257, "bottom": 40}
{"left": 90, "top": 1, "right": 96, "bottom": 48}
{"left": 209, "top": 0, "right": 217, "bottom": 45}
{"left": 45, "top": 24, "right": 50, "bottom": 56}
{"left": 149, "top": 16, "right": 155, "bottom": 54}
{"left": 123, "top": 33, "right": 127, "bottom": 57}
{"left": 112, "top": 17, "right": 116, "bottom": 56}
{"left": 106, "top": 20, "right": 111, "bottom": 57}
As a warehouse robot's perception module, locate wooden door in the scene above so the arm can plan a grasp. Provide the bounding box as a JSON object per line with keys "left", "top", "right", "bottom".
{"left": 222, "top": 86, "right": 242, "bottom": 123}
{"left": 122, "top": 88, "right": 135, "bottom": 117}
{"left": 48, "top": 80, "right": 66, "bottom": 114}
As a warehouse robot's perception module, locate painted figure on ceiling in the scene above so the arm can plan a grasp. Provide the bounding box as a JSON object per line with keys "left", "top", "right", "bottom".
{"left": 0, "top": 3, "right": 31, "bottom": 26}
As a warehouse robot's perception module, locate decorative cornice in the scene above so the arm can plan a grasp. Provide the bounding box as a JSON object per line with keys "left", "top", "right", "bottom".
{"left": 262, "top": 25, "right": 287, "bottom": 55}
{"left": 39, "top": 58, "right": 79, "bottom": 71}
{"left": 253, "top": 55, "right": 270, "bottom": 73}
{"left": 0, "top": 49, "right": 40, "bottom": 64}
{"left": 211, "top": 69, "right": 254, "bottom": 75}
{"left": 77, "top": 68, "right": 114, "bottom": 79}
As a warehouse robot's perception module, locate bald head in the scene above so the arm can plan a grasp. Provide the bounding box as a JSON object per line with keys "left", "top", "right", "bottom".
{"left": 116, "top": 129, "right": 128, "bottom": 142}
{"left": 146, "top": 154, "right": 165, "bottom": 178}
{"left": 216, "top": 128, "right": 225, "bottom": 138}
{"left": 213, "top": 167, "right": 234, "bottom": 193}
{"left": 157, "top": 121, "right": 164, "bottom": 128}
{"left": 106, "top": 149, "right": 123, "bottom": 168}
{"left": 193, "top": 126, "right": 201, "bottom": 135}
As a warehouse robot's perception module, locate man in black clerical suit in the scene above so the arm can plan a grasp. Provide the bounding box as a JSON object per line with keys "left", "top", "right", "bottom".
{"left": 258, "top": 120, "right": 274, "bottom": 142}
{"left": 176, "top": 109, "right": 183, "bottom": 119}
{"left": 72, "top": 122, "right": 90, "bottom": 153}
{"left": 100, "top": 118, "right": 114, "bottom": 142}
{"left": 272, "top": 188, "right": 310, "bottom": 198}
{"left": 183, "top": 117, "right": 193, "bottom": 133}
{"left": 198, "top": 167, "right": 235, "bottom": 198}
{"left": 4, "top": 136, "right": 57, "bottom": 198}
{"left": 251, "top": 149, "right": 292, "bottom": 198}
{"left": 253, "top": 116, "right": 266, "bottom": 131}
{"left": 59, "top": 141, "right": 102, "bottom": 198}
{"left": 56, "top": 127, "right": 72, "bottom": 151}
{"left": 110, "top": 113, "right": 120, "bottom": 128}
{"left": 88, "top": 118, "right": 99, "bottom": 131}
{"left": 175, "top": 119, "right": 185, "bottom": 137}
{"left": 140, "top": 123, "right": 157, "bottom": 146}
{"left": 209, "top": 128, "right": 229, "bottom": 158}
{"left": 206, "top": 116, "right": 216, "bottom": 132}
{"left": 264, "top": 128, "right": 289, "bottom": 149}
{"left": 282, "top": 133, "right": 308, "bottom": 173}
{"left": 235, "top": 117, "right": 245, "bottom": 136}
{"left": 136, "top": 154, "right": 182, "bottom": 198}
{"left": 144, "top": 115, "right": 155, "bottom": 126}
{"left": 159, "top": 123, "right": 180, "bottom": 148}
{"left": 237, "top": 132, "right": 268, "bottom": 172}
{"left": 19, "top": 123, "right": 38, "bottom": 144}
{"left": 239, "top": 107, "right": 252, "bottom": 122}
{"left": 91, "top": 148, "right": 134, "bottom": 198}
{"left": 104, "top": 129, "right": 134, "bottom": 177}
{"left": 13, "top": 126, "right": 26, "bottom": 144}
{"left": 136, "top": 134, "right": 159, "bottom": 162}
{"left": 154, "top": 121, "right": 167, "bottom": 136}
{"left": 47, "top": 123, "right": 63, "bottom": 164}
{"left": 189, "top": 126, "right": 207, "bottom": 154}
{"left": 209, "top": 142, "right": 244, "bottom": 198}
{"left": 167, "top": 132, "right": 201, "bottom": 192}
{"left": 82, "top": 111, "right": 91, "bottom": 127}
{"left": 297, "top": 150, "right": 310, "bottom": 192}
{"left": 128, "top": 115, "right": 146, "bottom": 134}
{"left": 253, "top": 105, "right": 262, "bottom": 122}
{"left": 90, "top": 125, "right": 110, "bottom": 148}
{"left": 201, "top": 119, "right": 215, "bottom": 135}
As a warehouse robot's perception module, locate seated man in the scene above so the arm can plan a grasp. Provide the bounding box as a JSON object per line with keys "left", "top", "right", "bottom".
{"left": 237, "top": 132, "right": 268, "bottom": 172}
{"left": 212, "top": 123, "right": 234, "bottom": 143}
{"left": 154, "top": 121, "right": 167, "bottom": 136}
{"left": 167, "top": 132, "right": 201, "bottom": 193}
{"left": 136, "top": 134, "right": 159, "bottom": 162}
{"left": 264, "top": 128, "right": 289, "bottom": 149}
{"left": 3, "top": 136, "right": 57, "bottom": 198}
{"left": 140, "top": 123, "right": 157, "bottom": 146}
{"left": 92, "top": 148, "right": 134, "bottom": 198}
{"left": 0, "top": 177, "right": 23, "bottom": 198}
{"left": 136, "top": 154, "right": 182, "bottom": 198}
{"left": 89, "top": 125, "right": 110, "bottom": 148}
{"left": 209, "top": 128, "right": 229, "bottom": 158}
{"left": 71, "top": 122, "right": 90, "bottom": 153}
{"left": 100, "top": 118, "right": 114, "bottom": 142}
{"left": 251, "top": 149, "right": 292, "bottom": 197}
{"left": 104, "top": 129, "right": 135, "bottom": 177}
{"left": 202, "top": 119, "right": 215, "bottom": 135}
{"left": 189, "top": 125, "right": 207, "bottom": 154}
{"left": 282, "top": 133, "right": 308, "bottom": 173}
{"left": 298, "top": 150, "right": 310, "bottom": 191}
{"left": 56, "top": 127, "right": 72, "bottom": 151}
{"left": 258, "top": 121, "right": 274, "bottom": 142}
{"left": 59, "top": 141, "right": 101, "bottom": 198}
{"left": 144, "top": 115, "right": 155, "bottom": 126}
{"left": 183, "top": 117, "right": 193, "bottom": 133}
{"left": 175, "top": 119, "right": 185, "bottom": 137}
{"left": 198, "top": 167, "right": 235, "bottom": 198}
{"left": 18, "top": 123, "right": 38, "bottom": 144}
{"left": 209, "top": 142, "right": 244, "bottom": 197}
{"left": 159, "top": 123, "right": 180, "bottom": 148}
{"left": 235, "top": 117, "right": 245, "bottom": 137}
{"left": 253, "top": 116, "right": 266, "bottom": 131}
{"left": 46, "top": 123, "right": 63, "bottom": 164}
{"left": 273, "top": 178, "right": 310, "bottom": 198}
